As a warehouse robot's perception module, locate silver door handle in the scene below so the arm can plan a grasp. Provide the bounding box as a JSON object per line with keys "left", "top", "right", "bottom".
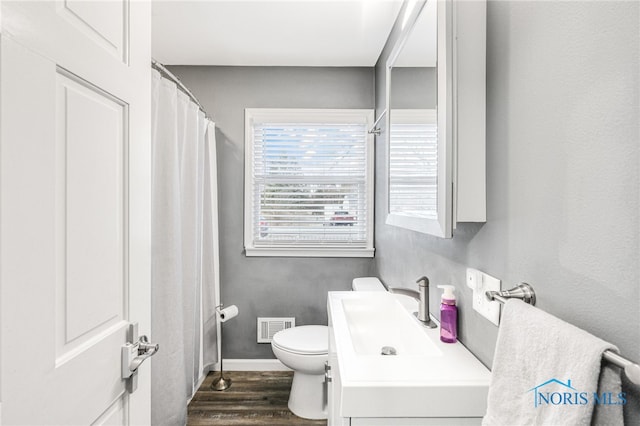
{"left": 121, "top": 323, "right": 159, "bottom": 393}
{"left": 128, "top": 336, "right": 159, "bottom": 371}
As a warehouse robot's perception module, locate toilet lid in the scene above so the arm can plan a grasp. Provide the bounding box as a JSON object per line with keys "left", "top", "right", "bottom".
{"left": 272, "top": 325, "right": 328, "bottom": 355}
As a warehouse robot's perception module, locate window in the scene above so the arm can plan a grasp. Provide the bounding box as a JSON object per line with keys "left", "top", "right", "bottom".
{"left": 244, "top": 109, "right": 374, "bottom": 257}
{"left": 388, "top": 109, "right": 438, "bottom": 219}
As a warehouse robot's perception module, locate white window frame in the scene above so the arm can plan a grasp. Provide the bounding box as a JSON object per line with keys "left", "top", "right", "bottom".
{"left": 244, "top": 108, "right": 375, "bottom": 258}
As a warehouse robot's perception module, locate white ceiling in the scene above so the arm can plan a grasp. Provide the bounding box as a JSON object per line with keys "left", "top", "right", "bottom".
{"left": 151, "top": 0, "right": 403, "bottom": 67}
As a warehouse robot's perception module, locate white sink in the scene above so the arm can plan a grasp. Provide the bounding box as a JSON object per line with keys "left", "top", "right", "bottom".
{"left": 341, "top": 297, "right": 441, "bottom": 357}
{"left": 328, "top": 291, "right": 491, "bottom": 419}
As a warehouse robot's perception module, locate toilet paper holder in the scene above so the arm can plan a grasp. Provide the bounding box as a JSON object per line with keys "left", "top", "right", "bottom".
{"left": 211, "top": 303, "right": 238, "bottom": 391}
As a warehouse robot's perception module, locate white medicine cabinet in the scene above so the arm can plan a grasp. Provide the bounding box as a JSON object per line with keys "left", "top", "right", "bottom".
{"left": 384, "top": 0, "right": 487, "bottom": 238}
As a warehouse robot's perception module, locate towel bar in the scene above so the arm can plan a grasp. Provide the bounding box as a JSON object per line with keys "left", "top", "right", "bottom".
{"left": 486, "top": 283, "right": 640, "bottom": 386}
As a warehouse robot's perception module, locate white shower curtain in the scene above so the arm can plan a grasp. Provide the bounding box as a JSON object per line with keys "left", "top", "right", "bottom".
{"left": 151, "top": 69, "right": 220, "bottom": 426}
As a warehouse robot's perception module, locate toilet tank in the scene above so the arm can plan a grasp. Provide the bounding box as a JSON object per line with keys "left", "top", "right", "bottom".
{"left": 352, "top": 277, "right": 386, "bottom": 292}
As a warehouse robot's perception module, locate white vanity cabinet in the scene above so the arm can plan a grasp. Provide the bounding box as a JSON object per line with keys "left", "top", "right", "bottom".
{"left": 327, "top": 321, "right": 349, "bottom": 426}
{"left": 349, "top": 418, "right": 481, "bottom": 425}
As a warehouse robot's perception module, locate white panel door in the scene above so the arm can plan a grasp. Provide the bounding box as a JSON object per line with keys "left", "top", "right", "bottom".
{"left": 0, "top": 1, "right": 151, "bottom": 424}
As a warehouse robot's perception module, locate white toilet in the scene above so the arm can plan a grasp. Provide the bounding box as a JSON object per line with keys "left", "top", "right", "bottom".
{"left": 271, "top": 277, "right": 385, "bottom": 419}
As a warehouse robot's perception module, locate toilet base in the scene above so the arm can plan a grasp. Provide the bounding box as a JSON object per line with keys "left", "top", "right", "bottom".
{"left": 288, "top": 371, "right": 327, "bottom": 420}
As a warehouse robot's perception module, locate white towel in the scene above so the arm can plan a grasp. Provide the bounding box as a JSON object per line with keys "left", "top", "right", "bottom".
{"left": 482, "top": 300, "right": 623, "bottom": 426}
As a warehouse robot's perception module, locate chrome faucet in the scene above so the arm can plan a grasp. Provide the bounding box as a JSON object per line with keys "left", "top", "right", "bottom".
{"left": 388, "top": 276, "right": 437, "bottom": 328}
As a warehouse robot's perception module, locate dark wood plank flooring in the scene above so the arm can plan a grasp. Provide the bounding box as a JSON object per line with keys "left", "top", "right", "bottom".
{"left": 187, "top": 371, "right": 327, "bottom": 426}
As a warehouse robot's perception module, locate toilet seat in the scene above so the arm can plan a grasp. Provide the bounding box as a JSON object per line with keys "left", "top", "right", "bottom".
{"left": 271, "top": 325, "right": 328, "bottom": 355}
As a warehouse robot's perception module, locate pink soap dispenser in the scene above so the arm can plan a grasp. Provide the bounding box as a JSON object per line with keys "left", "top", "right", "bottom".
{"left": 437, "top": 285, "right": 457, "bottom": 343}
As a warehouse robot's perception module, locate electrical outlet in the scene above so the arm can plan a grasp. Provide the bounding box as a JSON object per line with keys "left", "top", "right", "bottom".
{"left": 466, "top": 268, "right": 501, "bottom": 325}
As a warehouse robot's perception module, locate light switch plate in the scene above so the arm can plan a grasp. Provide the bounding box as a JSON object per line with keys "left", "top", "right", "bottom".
{"left": 466, "top": 268, "right": 501, "bottom": 325}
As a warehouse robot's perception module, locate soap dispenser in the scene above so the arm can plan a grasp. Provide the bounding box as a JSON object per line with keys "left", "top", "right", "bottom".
{"left": 437, "top": 285, "right": 457, "bottom": 343}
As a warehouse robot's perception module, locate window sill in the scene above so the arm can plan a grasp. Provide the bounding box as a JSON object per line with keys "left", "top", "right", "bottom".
{"left": 245, "top": 247, "right": 375, "bottom": 258}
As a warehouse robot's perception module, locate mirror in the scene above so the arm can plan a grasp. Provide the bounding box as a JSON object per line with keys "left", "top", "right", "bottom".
{"left": 385, "top": 0, "right": 452, "bottom": 237}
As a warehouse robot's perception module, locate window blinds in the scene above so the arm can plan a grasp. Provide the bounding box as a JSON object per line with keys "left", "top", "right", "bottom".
{"left": 250, "top": 122, "right": 369, "bottom": 248}
{"left": 389, "top": 111, "right": 438, "bottom": 219}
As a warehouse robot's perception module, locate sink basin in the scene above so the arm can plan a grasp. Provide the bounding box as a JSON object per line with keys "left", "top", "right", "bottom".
{"left": 328, "top": 291, "right": 491, "bottom": 419}
{"left": 341, "top": 297, "right": 441, "bottom": 356}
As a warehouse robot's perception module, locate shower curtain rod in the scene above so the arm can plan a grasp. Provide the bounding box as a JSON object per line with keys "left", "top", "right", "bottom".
{"left": 151, "top": 59, "right": 212, "bottom": 121}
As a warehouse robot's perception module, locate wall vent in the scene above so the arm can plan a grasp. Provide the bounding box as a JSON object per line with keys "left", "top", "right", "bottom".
{"left": 257, "top": 317, "right": 295, "bottom": 343}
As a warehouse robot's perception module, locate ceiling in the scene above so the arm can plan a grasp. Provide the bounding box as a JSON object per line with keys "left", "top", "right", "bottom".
{"left": 151, "top": 0, "right": 403, "bottom": 67}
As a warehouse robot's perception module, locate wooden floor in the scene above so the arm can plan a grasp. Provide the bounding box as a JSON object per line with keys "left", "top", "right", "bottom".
{"left": 187, "top": 371, "right": 327, "bottom": 426}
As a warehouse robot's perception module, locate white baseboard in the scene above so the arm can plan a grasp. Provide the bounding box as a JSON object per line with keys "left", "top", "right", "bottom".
{"left": 221, "top": 359, "right": 291, "bottom": 371}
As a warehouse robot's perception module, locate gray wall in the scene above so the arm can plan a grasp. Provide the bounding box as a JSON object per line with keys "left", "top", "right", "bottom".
{"left": 390, "top": 67, "right": 436, "bottom": 109}
{"left": 168, "top": 66, "right": 375, "bottom": 359}
{"left": 375, "top": 0, "right": 639, "bottom": 422}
